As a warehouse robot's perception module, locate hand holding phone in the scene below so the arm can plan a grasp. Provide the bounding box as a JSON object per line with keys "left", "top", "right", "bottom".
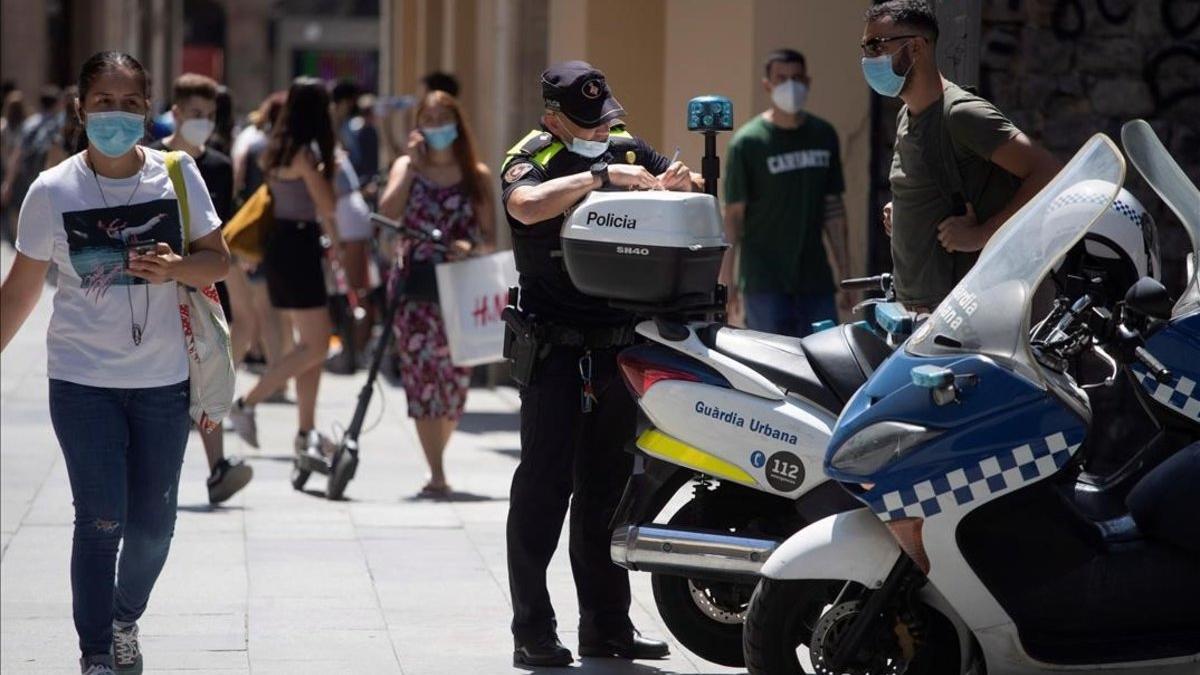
{"left": 124, "top": 240, "right": 159, "bottom": 267}
{"left": 407, "top": 130, "right": 427, "bottom": 165}
{"left": 125, "top": 241, "right": 180, "bottom": 284}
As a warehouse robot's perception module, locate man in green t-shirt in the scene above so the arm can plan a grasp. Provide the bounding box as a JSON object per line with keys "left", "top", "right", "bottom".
{"left": 863, "top": 1, "right": 1061, "bottom": 310}
{"left": 720, "top": 48, "right": 850, "bottom": 337}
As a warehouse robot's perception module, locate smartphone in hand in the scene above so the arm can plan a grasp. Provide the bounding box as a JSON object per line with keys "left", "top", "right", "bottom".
{"left": 124, "top": 240, "right": 159, "bottom": 267}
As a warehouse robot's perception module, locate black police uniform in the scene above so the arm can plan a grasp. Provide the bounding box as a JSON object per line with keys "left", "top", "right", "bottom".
{"left": 501, "top": 62, "right": 673, "bottom": 659}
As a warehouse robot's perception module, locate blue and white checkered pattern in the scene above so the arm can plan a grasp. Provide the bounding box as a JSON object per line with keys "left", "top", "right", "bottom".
{"left": 868, "top": 432, "right": 1079, "bottom": 521}
{"left": 1131, "top": 365, "right": 1200, "bottom": 423}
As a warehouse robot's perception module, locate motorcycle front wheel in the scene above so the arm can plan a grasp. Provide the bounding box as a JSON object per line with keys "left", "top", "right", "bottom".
{"left": 742, "top": 577, "right": 840, "bottom": 675}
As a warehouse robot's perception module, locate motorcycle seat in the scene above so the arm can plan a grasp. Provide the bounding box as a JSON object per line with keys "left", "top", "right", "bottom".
{"left": 702, "top": 324, "right": 892, "bottom": 413}
{"left": 703, "top": 327, "right": 844, "bottom": 412}
{"left": 799, "top": 323, "right": 893, "bottom": 404}
{"left": 1126, "top": 442, "right": 1200, "bottom": 555}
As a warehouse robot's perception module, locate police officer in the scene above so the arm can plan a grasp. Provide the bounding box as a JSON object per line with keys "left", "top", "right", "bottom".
{"left": 501, "top": 61, "right": 700, "bottom": 667}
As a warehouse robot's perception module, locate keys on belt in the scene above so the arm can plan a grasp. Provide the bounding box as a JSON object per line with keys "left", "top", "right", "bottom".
{"left": 579, "top": 351, "right": 598, "bottom": 414}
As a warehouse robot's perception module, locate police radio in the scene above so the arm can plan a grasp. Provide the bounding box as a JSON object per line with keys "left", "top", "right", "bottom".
{"left": 686, "top": 95, "right": 733, "bottom": 197}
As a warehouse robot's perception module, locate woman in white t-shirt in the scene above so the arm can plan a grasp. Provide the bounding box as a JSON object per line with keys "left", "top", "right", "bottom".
{"left": 0, "top": 52, "right": 230, "bottom": 675}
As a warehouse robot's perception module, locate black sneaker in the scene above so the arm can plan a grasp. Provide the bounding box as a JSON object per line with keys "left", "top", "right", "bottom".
{"left": 207, "top": 457, "right": 253, "bottom": 504}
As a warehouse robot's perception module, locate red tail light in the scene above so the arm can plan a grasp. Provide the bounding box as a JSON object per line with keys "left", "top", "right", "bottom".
{"left": 617, "top": 353, "right": 701, "bottom": 398}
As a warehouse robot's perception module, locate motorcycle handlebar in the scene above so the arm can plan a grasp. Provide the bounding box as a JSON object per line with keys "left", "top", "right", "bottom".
{"left": 369, "top": 213, "right": 444, "bottom": 244}
{"left": 1134, "top": 346, "right": 1172, "bottom": 383}
{"left": 840, "top": 275, "right": 887, "bottom": 291}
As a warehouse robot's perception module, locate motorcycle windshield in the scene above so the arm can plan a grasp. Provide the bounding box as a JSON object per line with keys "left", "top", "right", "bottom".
{"left": 1121, "top": 120, "right": 1200, "bottom": 317}
{"left": 907, "top": 135, "right": 1125, "bottom": 385}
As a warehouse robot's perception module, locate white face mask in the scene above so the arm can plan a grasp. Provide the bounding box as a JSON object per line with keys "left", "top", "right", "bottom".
{"left": 771, "top": 80, "right": 809, "bottom": 115}
{"left": 179, "top": 118, "right": 215, "bottom": 147}
{"left": 557, "top": 114, "right": 609, "bottom": 158}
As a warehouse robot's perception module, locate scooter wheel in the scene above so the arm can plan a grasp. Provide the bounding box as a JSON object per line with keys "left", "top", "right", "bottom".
{"left": 326, "top": 450, "right": 358, "bottom": 500}
{"left": 290, "top": 464, "right": 312, "bottom": 491}
{"left": 651, "top": 574, "right": 749, "bottom": 667}
{"left": 743, "top": 578, "right": 840, "bottom": 675}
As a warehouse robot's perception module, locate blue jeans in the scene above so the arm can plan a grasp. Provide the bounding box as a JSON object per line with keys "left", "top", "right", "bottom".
{"left": 743, "top": 291, "right": 837, "bottom": 337}
{"left": 48, "top": 379, "right": 191, "bottom": 659}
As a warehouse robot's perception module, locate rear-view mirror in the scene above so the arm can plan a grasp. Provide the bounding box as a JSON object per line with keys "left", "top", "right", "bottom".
{"left": 1124, "top": 276, "right": 1173, "bottom": 320}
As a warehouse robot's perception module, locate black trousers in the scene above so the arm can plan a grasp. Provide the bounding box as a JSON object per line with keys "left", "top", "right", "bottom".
{"left": 506, "top": 344, "right": 637, "bottom": 644}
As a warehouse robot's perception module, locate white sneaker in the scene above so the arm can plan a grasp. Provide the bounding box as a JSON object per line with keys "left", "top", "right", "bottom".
{"left": 112, "top": 622, "right": 142, "bottom": 674}
{"left": 229, "top": 399, "right": 259, "bottom": 448}
{"left": 295, "top": 430, "right": 336, "bottom": 459}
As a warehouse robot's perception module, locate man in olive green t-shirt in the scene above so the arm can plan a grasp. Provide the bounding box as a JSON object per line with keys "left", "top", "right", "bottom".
{"left": 863, "top": 1, "right": 1061, "bottom": 309}
{"left": 720, "top": 48, "right": 850, "bottom": 337}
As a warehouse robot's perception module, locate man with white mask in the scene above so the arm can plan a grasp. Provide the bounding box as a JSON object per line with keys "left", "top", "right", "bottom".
{"left": 150, "top": 73, "right": 253, "bottom": 505}
{"left": 720, "top": 48, "right": 851, "bottom": 336}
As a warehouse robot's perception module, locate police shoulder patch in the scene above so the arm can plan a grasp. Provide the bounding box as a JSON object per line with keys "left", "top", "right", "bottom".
{"left": 504, "top": 161, "right": 534, "bottom": 183}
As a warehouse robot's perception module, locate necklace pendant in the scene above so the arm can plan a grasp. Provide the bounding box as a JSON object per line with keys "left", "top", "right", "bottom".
{"left": 132, "top": 324, "right": 143, "bottom": 346}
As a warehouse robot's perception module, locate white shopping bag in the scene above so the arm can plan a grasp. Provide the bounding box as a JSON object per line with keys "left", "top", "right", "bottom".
{"left": 435, "top": 250, "right": 519, "bottom": 367}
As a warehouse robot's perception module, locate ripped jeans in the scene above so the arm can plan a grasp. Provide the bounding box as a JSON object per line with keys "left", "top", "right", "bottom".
{"left": 49, "top": 379, "right": 190, "bottom": 659}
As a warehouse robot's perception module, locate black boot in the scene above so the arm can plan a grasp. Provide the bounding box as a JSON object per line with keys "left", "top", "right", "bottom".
{"left": 578, "top": 630, "right": 669, "bottom": 660}
{"left": 513, "top": 634, "right": 573, "bottom": 667}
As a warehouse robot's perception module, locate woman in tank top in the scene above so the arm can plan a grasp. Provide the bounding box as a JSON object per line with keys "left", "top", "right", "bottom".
{"left": 228, "top": 77, "right": 343, "bottom": 462}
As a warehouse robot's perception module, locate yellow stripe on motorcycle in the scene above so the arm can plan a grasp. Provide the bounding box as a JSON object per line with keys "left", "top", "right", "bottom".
{"left": 636, "top": 429, "right": 758, "bottom": 488}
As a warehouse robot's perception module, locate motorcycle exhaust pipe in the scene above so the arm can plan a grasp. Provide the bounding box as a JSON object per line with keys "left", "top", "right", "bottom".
{"left": 611, "top": 524, "right": 779, "bottom": 582}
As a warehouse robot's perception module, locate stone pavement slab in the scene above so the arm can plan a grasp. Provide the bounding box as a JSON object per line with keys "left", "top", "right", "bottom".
{"left": 1, "top": 243, "right": 745, "bottom": 674}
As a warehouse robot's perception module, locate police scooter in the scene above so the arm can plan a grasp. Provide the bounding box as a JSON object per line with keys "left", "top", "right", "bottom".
{"left": 554, "top": 96, "right": 921, "bottom": 667}
{"left": 743, "top": 134, "right": 1200, "bottom": 674}
{"left": 290, "top": 213, "right": 444, "bottom": 500}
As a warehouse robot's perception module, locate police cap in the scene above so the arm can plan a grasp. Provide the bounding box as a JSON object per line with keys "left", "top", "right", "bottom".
{"left": 541, "top": 61, "right": 625, "bottom": 128}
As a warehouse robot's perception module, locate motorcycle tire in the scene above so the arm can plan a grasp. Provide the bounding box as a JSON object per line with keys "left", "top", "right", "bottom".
{"left": 290, "top": 464, "right": 312, "bottom": 492}
{"left": 648, "top": 498, "right": 756, "bottom": 668}
{"left": 326, "top": 450, "right": 358, "bottom": 501}
{"left": 650, "top": 573, "right": 749, "bottom": 667}
{"left": 742, "top": 577, "right": 838, "bottom": 675}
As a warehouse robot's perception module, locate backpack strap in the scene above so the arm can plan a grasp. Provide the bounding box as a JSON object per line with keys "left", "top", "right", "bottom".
{"left": 920, "top": 92, "right": 968, "bottom": 217}
{"left": 164, "top": 151, "right": 191, "bottom": 254}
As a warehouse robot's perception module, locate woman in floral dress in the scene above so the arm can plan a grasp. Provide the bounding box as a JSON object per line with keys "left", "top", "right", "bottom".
{"left": 379, "top": 90, "right": 495, "bottom": 498}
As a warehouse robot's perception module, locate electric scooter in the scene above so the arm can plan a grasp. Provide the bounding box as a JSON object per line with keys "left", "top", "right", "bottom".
{"left": 289, "top": 213, "right": 444, "bottom": 500}
{"left": 743, "top": 133, "right": 1200, "bottom": 674}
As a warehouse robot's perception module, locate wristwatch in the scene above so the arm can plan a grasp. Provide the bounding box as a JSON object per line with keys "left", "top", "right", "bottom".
{"left": 590, "top": 161, "right": 610, "bottom": 188}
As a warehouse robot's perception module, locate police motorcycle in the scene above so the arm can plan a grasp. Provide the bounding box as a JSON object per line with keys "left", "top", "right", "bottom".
{"left": 742, "top": 133, "right": 1200, "bottom": 675}
{"left": 289, "top": 213, "right": 445, "bottom": 500}
{"left": 541, "top": 96, "right": 921, "bottom": 667}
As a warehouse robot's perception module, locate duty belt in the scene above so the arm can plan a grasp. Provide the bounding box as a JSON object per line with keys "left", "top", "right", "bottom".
{"left": 539, "top": 322, "right": 636, "bottom": 349}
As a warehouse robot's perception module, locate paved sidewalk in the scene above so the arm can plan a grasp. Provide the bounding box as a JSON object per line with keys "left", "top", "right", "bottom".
{"left": 0, "top": 244, "right": 744, "bottom": 674}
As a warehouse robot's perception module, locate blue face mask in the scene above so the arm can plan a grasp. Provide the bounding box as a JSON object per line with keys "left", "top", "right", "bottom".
{"left": 420, "top": 123, "right": 459, "bottom": 151}
{"left": 85, "top": 111, "right": 146, "bottom": 158}
{"left": 861, "top": 51, "right": 912, "bottom": 98}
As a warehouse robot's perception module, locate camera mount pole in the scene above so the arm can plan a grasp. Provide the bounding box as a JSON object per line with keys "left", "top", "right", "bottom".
{"left": 702, "top": 131, "right": 719, "bottom": 197}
